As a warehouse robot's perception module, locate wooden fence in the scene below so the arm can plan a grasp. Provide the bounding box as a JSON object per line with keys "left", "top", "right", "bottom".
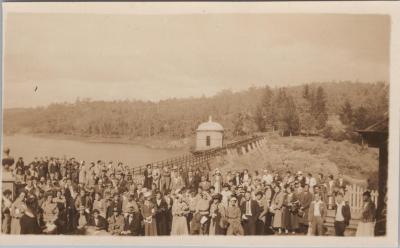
{"left": 346, "top": 184, "right": 378, "bottom": 217}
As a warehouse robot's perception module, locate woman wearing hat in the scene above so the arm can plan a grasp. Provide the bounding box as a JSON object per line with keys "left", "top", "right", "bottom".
{"left": 211, "top": 170, "right": 223, "bottom": 194}
{"left": 171, "top": 193, "right": 190, "bottom": 235}
{"left": 209, "top": 193, "right": 226, "bottom": 235}
{"left": 2, "top": 189, "right": 13, "bottom": 234}
{"left": 20, "top": 196, "right": 41, "bottom": 234}
{"left": 141, "top": 191, "right": 158, "bottom": 236}
{"left": 10, "top": 191, "right": 26, "bottom": 234}
{"left": 271, "top": 185, "right": 285, "bottom": 234}
{"left": 356, "top": 191, "right": 376, "bottom": 236}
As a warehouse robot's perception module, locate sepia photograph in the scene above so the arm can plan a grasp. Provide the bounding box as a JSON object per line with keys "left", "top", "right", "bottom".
{"left": 0, "top": 2, "right": 399, "bottom": 247}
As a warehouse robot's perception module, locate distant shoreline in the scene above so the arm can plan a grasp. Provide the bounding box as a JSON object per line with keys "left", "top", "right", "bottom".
{"left": 4, "top": 132, "right": 192, "bottom": 151}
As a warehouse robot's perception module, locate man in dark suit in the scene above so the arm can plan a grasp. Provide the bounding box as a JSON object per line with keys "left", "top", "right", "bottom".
{"left": 122, "top": 206, "right": 142, "bottom": 236}
{"left": 88, "top": 209, "right": 108, "bottom": 231}
{"left": 333, "top": 192, "right": 351, "bottom": 236}
{"left": 240, "top": 191, "right": 260, "bottom": 235}
{"left": 106, "top": 194, "right": 123, "bottom": 219}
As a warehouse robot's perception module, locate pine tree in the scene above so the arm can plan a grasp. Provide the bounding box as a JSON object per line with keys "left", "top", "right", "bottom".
{"left": 303, "top": 84, "right": 310, "bottom": 100}
{"left": 339, "top": 100, "right": 353, "bottom": 126}
{"left": 353, "top": 106, "right": 369, "bottom": 129}
{"left": 254, "top": 86, "right": 274, "bottom": 132}
{"left": 313, "top": 86, "right": 328, "bottom": 130}
{"left": 254, "top": 105, "right": 266, "bottom": 132}
{"left": 233, "top": 112, "right": 245, "bottom": 136}
{"left": 283, "top": 94, "right": 300, "bottom": 136}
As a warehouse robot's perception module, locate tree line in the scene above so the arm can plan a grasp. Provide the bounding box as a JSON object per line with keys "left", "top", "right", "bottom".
{"left": 4, "top": 81, "right": 388, "bottom": 141}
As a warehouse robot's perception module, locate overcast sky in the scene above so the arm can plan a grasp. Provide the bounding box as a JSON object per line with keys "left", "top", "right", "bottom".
{"left": 3, "top": 13, "right": 390, "bottom": 108}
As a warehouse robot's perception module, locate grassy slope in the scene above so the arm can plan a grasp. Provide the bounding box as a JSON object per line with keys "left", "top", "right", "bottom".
{"left": 212, "top": 133, "right": 378, "bottom": 188}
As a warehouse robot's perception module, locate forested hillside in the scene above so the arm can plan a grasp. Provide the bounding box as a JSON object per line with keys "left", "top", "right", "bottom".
{"left": 3, "top": 81, "right": 388, "bottom": 141}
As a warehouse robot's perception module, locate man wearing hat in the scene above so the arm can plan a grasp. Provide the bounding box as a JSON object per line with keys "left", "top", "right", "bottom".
{"left": 106, "top": 193, "right": 123, "bottom": 219}
{"left": 88, "top": 209, "right": 108, "bottom": 232}
{"left": 108, "top": 207, "right": 125, "bottom": 235}
{"left": 122, "top": 193, "right": 139, "bottom": 217}
{"left": 122, "top": 206, "right": 142, "bottom": 236}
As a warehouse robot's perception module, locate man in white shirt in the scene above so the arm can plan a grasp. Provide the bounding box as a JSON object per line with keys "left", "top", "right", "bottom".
{"left": 334, "top": 192, "right": 351, "bottom": 236}
{"left": 308, "top": 193, "right": 327, "bottom": 236}
{"left": 240, "top": 191, "right": 260, "bottom": 235}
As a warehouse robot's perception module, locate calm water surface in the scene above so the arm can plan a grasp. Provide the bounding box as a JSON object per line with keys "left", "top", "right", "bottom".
{"left": 2, "top": 134, "right": 185, "bottom": 167}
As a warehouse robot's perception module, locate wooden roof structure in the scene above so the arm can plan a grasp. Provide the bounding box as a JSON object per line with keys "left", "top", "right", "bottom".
{"left": 357, "top": 113, "right": 388, "bottom": 147}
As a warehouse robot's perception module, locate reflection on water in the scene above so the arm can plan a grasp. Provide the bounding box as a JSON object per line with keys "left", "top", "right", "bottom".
{"left": 2, "top": 135, "right": 184, "bottom": 167}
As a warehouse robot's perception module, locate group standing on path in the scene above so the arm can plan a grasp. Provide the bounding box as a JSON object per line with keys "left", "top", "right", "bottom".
{"left": 1, "top": 149, "right": 376, "bottom": 236}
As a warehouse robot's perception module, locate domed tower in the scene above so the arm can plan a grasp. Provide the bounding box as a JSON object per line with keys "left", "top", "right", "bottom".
{"left": 196, "top": 116, "right": 224, "bottom": 151}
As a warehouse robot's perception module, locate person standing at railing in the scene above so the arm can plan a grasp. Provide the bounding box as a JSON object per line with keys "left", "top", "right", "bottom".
{"left": 143, "top": 164, "right": 153, "bottom": 190}
{"left": 160, "top": 165, "right": 171, "bottom": 194}
{"left": 152, "top": 165, "right": 161, "bottom": 189}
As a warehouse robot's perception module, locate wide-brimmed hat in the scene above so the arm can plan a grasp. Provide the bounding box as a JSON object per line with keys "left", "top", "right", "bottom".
{"left": 223, "top": 183, "right": 230, "bottom": 188}
{"left": 144, "top": 191, "right": 152, "bottom": 198}
{"left": 127, "top": 206, "right": 135, "bottom": 213}
{"left": 212, "top": 193, "right": 222, "bottom": 201}
{"left": 229, "top": 196, "right": 238, "bottom": 202}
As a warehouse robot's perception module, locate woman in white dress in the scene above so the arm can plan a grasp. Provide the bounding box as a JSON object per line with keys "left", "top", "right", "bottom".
{"left": 170, "top": 194, "right": 189, "bottom": 235}
{"left": 356, "top": 191, "right": 376, "bottom": 236}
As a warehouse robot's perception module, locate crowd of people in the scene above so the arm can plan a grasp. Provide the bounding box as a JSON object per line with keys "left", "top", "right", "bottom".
{"left": 1, "top": 148, "right": 377, "bottom": 236}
